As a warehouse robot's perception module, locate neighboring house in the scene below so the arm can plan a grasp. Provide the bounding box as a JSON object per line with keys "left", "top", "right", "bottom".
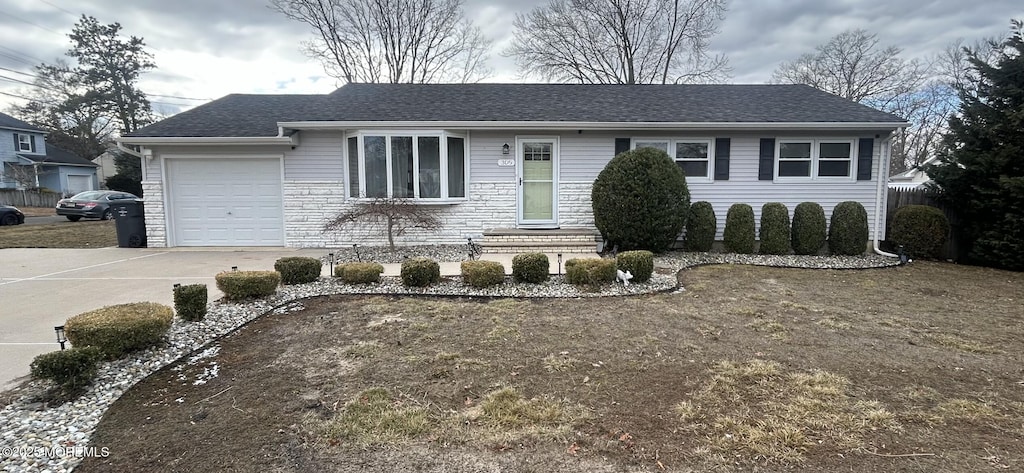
{"left": 93, "top": 150, "right": 118, "bottom": 187}
{"left": 117, "top": 84, "right": 907, "bottom": 248}
{"left": 0, "top": 112, "right": 98, "bottom": 196}
{"left": 888, "top": 155, "right": 939, "bottom": 190}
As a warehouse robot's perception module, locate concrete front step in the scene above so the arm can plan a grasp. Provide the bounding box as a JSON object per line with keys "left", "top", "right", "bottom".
{"left": 480, "top": 228, "right": 601, "bottom": 254}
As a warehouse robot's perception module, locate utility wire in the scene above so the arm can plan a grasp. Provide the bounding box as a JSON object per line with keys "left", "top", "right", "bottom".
{"left": 0, "top": 74, "right": 38, "bottom": 87}
{"left": 0, "top": 66, "right": 38, "bottom": 78}
{"left": 38, "top": 0, "right": 78, "bottom": 17}
{"left": 0, "top": 11, "right": 63, "bottom": 35}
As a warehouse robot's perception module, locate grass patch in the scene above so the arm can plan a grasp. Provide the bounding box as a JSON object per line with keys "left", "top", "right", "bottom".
{"left": 924, "top": 333, "right": 996, "bottom": 354}
{"left": 343, "top": 341, "right": 383, "bottom": 358}
{"left": 676, "top": 360, "right": 900, "bottom": 465}
{"left": 462, "top": 388, "right": 589, "bottom": 443}
{"left": 319, "top": 388, "right": 430, "bottom": 446}
{"left": 816, "top": 317, "right": 852, "bottom": 330}
{"left": 937, "top": 399, "right": 999, "bottom": 420}
{"left": 541, "top": 353, "right": 579, "bottom": 373}
{"left": 0, "top": 220, "right": 116, "bottom": 248}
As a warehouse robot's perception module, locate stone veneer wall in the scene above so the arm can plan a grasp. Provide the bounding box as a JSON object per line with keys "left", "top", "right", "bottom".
{"left": 141, "top": 181, "right": 166, "bottom": 247}
{"left": 283, "top": 182, "right": 520, "bottom": 247}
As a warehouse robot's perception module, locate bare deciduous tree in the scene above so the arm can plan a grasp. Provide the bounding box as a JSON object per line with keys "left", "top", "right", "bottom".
{"left": 506, "top": 0, "right": 730, "bottom": 84}
{"left": 270, "top": 0, "right": 492, "bottom": 83}
{"left": 771, "top": 29, "right": 951, "bottom": 175}
{"left": 0, "top": 163, "right": 52, "bottom": 190}
{"left": 324, "top": 198, "right": 443, "bottom": 249}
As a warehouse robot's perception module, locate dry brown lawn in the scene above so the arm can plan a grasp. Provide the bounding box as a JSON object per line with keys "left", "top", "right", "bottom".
{"left": 78, "top": 261, "right": 1024, "bottom": 472}
{"left": 0, "top": 220, "right": 116, "bottom": 248}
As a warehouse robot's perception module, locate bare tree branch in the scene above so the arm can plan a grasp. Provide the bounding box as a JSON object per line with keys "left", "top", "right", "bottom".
{"left": 323, "top": 197, "right": 443, "bottom": 249}
{"left": 270, "top": 0, "right": 492, "bottom": 83}
{"left": 506, "top": 0, "right": 730, "bottom": 84}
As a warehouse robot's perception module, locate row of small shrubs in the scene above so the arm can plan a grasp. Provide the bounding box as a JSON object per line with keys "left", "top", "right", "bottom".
{"left": 686, "top": 201, "right": 871, "bottom": 256}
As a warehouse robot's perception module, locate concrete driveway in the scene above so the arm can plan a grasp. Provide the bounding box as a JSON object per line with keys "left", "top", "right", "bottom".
{"left": 0, "top": 247, "right": 327, "bottom": 391}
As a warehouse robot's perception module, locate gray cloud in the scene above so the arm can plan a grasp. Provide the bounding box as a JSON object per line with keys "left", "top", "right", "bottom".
{"left": 0, "top": 0, "right": 1021, "bottom": 111}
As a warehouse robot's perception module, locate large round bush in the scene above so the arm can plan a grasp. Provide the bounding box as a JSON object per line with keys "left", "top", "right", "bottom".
{"left": 889, "top": 205, "right": 950, "bottom": 259}
{"left": 591, "top": 147, "right": 690, "bottom": 252}
{"left": 791, "top": 202, "right": 827, "bottom": 255}
{"left": 829, "top": 201, "right": 869, "bottom": 256}
{"left": 685, "top": 201, "right": 716, "bottom": 252}
{"left": 723, "top": 203, "right": 755, "bottom": 254}
{"left": 65, "top": 302, "right": 174, "bottom": 359}
{"left": 759, "top": 203, "right": 791, "bottom": 255}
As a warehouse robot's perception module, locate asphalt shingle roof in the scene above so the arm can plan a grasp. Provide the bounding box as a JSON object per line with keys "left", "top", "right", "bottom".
{"left": 127, "top": 84, "right": 906, "bottom": 138}
{"left": 18, "top": 144, "right": 96, "bottom": 167}
{"left": 0, "top": 111, "right": 44, "bottom": 133}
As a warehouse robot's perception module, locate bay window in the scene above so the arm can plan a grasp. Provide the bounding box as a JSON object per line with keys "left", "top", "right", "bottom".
{"left": 347, "top": 131, "right": 467, "bottom": 200}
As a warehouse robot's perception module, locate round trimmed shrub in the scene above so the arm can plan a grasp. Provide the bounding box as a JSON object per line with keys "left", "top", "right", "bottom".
{"left": 829, "top": 201, "right": 869, "bottom": 256}
{"left": 30, "top": 346, "right": 103, "bottom": 394}
{"left": 461, "top": 260, "right": 506, "bottom": 288}
{"left": 889, "top": 205, "right": 950, "bottom": 259}
{"left": 565, "top": 258, "right": 617, "bottom": 286}
{"left": 792, "top": 202, "right": 827, "bottom": 255}
{"left": 173, "top": 284, "right": 207, "bottom": 322}
{"left": 335, "top": 262, "right": 385, "bottom": 284}
{"left": 685, "top": 201, "right": 716, "bottom": 252}
{"left": 759, "top": 203, "right": 791, "bottom": 255}
{"left": 591, "top": 147, "right": 690, "bottom": 252}
{"left": 64, "top": 302, "right": 174, "bottom": 359}
{"left": 723, "top": 203, "right": 755, "bottom": 254}
{"left": 616, "top": 250, "right": 654, "bottom": 282}
{"left": 274, "top": 256, "right": 322, "bottom": 285}
{"left": 216, "top": 270, "right": 281, "bottom": 300}
{"left": 512, "top": 253, "right": 549, "bottom": 283}
{"left": 401, "top": 257, "right": 441, "bottom": 287}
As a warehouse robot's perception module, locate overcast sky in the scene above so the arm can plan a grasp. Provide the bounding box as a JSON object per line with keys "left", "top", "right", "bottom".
{"left": 0, "top": 0, "right": 1019, "bottom": 116}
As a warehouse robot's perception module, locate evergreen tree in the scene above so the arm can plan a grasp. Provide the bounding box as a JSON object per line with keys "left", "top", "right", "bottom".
{"left": 924, "top": 20, "right": 1024, "bottom": 271}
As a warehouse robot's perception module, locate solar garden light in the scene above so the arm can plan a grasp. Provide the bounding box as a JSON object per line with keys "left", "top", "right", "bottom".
{"left": 231, "top": 266, "right": 238, "bottom": 272}
{"left": 898, "top": 245, "right": 909, "bottom": 264}
{"left": 328, "top": 252, "right": 335, "bottom": 268}
{"left": 54, "top": 326, "right": 67, "bottom": 351}
{"left": 557, "top": 253, "right": 563, "bottom": 275}
{"left": 353, "top": 243, "right": 360, "bottom": 261}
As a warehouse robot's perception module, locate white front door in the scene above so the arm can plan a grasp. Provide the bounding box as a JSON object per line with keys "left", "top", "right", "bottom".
{"left": 516, "top": 137, "right": 558, "bottom": 228}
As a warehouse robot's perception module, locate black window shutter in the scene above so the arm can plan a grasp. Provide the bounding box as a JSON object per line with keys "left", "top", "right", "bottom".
{"left": 29, "top": 135, "right": 36, "bottom": 153}
{"left": 857, "top": 138, "right": 874, "bottom": 180}
{"left": 614, "top": 138, "right": 630, "bottom": 156}
{"left": 758, "top": 138, "right": 775, "bottom": 180}
{"left": 12, "top": 133, "right": 18, "bottom": 151}
{"left": 714, "top": 138, "right": 730, "bottom": 180}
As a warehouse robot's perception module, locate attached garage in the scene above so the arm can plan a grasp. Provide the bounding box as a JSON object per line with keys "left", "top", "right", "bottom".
{"left": 165, "top": 157, "right": 283, "bottom": 246}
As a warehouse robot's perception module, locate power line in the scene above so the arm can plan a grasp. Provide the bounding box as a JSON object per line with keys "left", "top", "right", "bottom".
{"left": 0, "top": 46, "right": 43, "bottom": 66}
{"left": 0, "top": 74, "right": 37, "bottom": 87}
{"left": 147, "top": 93, "right": 210, "bottom": 101}
{"left": 0, "top": 66, "right": 37, "bottom": 79}
{"left": 0, "top": 11, "right": 63, "bottom": 35}
{"left": 38, "top": 0, "right": 78, "bottom": 17}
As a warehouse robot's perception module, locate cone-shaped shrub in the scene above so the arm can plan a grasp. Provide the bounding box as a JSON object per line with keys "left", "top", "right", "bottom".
{"left": 792, "top": 202, "right": 827, "bottom": 255}
{"left": 685, "top": 201, "right": 716, "bottom": 252}
{"left": 759, "top": 203, "right": 791, "bottom": 255}
{"left": 829, "top": 201, "right": 869, "bottom": 256}
{"left": 723, "top": 204, "right": 755, "bottom": 254}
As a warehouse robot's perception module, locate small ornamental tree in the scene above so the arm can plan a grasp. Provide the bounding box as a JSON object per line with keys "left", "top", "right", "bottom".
{"left": 685, "top": 201, "right": 716, "bottom": 252}
{"left": 723, "top": 204, "right": 755, "bottom": 254}
{"left": 323, "top": 197, "right": 442, "bottom": 249}
{"left": 591, "top": 147, "right": 690, "bottom": 252}
{"left": 792, "top": 202, "right": 827, "bottom": 255}
{"left": 828, "top": 201, "right": 869, "bottom": 256}
{"left": 759, "top": 203, "right": 791, "bottom": 255}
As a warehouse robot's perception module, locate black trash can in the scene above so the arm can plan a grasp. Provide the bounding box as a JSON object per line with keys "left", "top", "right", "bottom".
{"left": 112, "top": 199, "right": 147, "bottom": 248}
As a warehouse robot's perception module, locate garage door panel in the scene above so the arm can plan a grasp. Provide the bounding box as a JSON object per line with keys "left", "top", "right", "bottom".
{"left": 168, "top": 158, "right": 283, "bottom": 246}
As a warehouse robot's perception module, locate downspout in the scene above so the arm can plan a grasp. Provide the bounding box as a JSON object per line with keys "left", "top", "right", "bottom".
{"left": 873, "top": 135, "right": 898, "bottom": 258}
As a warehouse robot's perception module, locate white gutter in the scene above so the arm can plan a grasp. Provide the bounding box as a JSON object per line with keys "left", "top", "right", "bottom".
{"left": 278, "top": 120, "right": 910, "bottom": 131}
{"left": 873, "top": 135, "right": 898, "bottom": 258}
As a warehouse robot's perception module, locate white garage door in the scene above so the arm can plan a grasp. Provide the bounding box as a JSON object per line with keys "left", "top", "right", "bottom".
{"left": 67, "top": 175, "right": 93, "bottom": 194}
{"left": 167, "top": 158, "right": 283, "bottom": 246}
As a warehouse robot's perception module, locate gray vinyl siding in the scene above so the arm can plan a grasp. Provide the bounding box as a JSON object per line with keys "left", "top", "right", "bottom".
{"left": 285, "top": 131, "right": 344, "bottom": 180}
{"left": 1, "top": 129, "right": 47, "bottom": 162}
{"left": 470, "top": 129, "right": 887, "bottom": 240}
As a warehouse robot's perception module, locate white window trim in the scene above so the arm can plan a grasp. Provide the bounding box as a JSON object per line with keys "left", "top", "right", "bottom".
{"left": 631, "top": 137, "right": 714, "bottom": 182}
{"left": 345, "top": 130, "right": 470, "bottom": 203}
{"left": 17, "top": 134, "right": 32, "bottom": 152}
{"left": 774, "top": 138, "right": 856, "bottom": 182}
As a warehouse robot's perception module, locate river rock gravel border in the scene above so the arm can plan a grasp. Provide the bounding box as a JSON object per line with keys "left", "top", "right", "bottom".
{"left": 0, "top": 251, "right": 901, "bottom": 473}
